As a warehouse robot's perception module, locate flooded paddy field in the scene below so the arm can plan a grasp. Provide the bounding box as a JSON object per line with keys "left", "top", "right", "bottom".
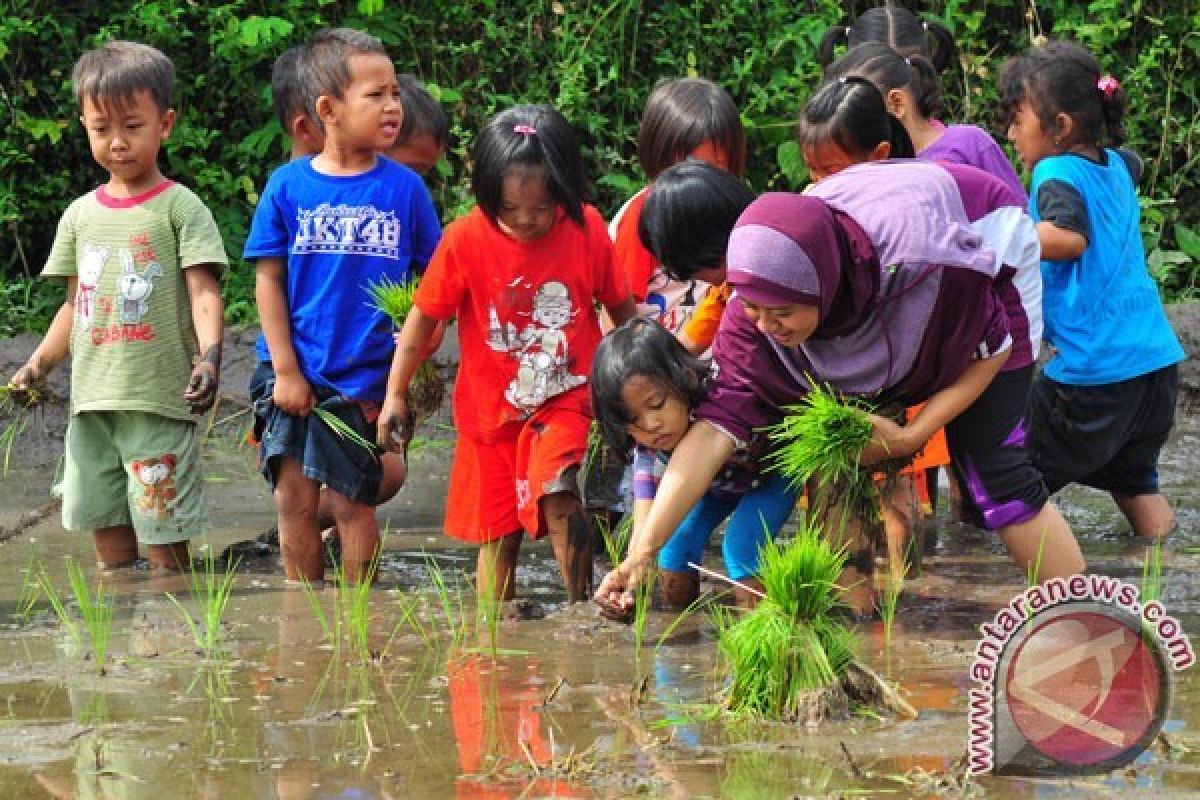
{"left": 0, "top": 408, "right": 1198, "bottom": 799}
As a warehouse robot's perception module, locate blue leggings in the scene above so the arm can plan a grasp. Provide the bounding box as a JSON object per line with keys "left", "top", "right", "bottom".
{"left": 656, "top": 472, "right": 799, "bottom": 580}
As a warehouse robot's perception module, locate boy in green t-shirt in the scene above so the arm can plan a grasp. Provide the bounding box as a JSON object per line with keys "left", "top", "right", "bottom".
{"left": 9, "top": 40, "right": 227, "bottom": 570}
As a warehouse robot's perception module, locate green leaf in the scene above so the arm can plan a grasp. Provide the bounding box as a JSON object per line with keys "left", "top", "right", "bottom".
{"left": 1175, "top": 224, "right": 1200, "bottom": 261}
{"left": 776, "top": 140, "right": 807, "bottom": 187}
{"left": 237, "top": 16, "right": 294, "bottom": 49}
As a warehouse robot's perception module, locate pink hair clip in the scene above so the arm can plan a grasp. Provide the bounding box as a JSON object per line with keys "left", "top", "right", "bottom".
{"left": 1097, "top": 75, "right": 1120, "bottom": 97}
{"left": 513, "top": 124, "right": 538, "bottom": 135}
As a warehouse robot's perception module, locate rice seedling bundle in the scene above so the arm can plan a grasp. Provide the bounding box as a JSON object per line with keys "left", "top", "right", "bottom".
{"left": 764, "top": 383, "right": 877, "bottom": 518}
{"left": 715, "top": 523, "right": 856, "bottom": 720}
{"left": 365, "top": 277, "right": 445, "bottom": 420}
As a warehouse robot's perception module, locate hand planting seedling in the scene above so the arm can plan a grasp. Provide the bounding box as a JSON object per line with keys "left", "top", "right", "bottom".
{"left": 0, "top": 384, "right": 48, "bottom": 476}
{"left": 365, "top": 276, "right": 445, "bottom": 422}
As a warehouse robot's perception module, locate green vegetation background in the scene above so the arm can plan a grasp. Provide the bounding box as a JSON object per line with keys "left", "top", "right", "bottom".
{"left": 2, "top": 0, "right": 1197, "bottom": 332}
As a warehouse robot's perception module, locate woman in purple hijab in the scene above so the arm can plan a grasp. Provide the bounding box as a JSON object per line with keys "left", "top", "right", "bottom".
{"left": 596, "top": 163, "right": 1084, "bottom": 616}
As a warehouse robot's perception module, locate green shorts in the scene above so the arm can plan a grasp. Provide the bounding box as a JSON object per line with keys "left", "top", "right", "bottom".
{"left": 53, "top": 411, "right": 207, "bottom": 544}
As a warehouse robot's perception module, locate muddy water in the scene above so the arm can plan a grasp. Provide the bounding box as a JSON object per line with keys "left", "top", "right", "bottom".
{"left": 0, "top": 418, "right": 1198, "bottom": 799}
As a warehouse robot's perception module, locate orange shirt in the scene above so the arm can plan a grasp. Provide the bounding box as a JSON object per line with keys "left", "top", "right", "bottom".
{"left": 681, "top": 282, "right": 731, "bottom": 352}
{"left": 417, "top": 205, "right": 628, "bottom": 442}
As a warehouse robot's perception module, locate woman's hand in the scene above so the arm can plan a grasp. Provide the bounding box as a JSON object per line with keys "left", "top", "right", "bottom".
{"left": 860, "top": 413, "right": 920, "bottom": 466}
{"left": 273, "top": 368, "right": 315, "bottom": 416}
{"left": 9, "top": 362, "right": 41, "bottom": 390}
{"left": 594, "top": 555, "right": 654, "bottom": 621}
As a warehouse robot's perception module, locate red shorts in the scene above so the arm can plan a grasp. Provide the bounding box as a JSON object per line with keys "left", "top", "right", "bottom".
{"left": 444, "top": 406, "right": 590, "bottom": 543}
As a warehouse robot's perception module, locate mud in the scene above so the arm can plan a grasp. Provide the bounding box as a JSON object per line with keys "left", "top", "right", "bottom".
{"left": 0, "top": 318, "right": 1197, "bottom": 798}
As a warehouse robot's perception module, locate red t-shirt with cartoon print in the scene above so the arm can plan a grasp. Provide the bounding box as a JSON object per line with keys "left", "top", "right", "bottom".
{"left": 416, "top": 205, "right": 627, "bottom": 443}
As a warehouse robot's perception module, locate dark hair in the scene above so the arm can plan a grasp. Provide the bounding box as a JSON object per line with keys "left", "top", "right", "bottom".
{"left": 638, "top": 77, "right": 746, "bottom": 178}
{"left": 798, "top": 76, "right": 915, "bottom": 164}
{"left": 826, "top": 41, "right": 943, "bottom": 119}
{"left": 816, "top": 6, "right": 956, "bottom": 73}
{"left": 301, "top": 28, "right": 387, "bottom": 131}
{"left": 998, "top": 40, "right": 1126, "bottom": 148}
{"left": 591, "top": 318, "right": 710, "bottom": 461}
{"left": 271, "top": 45, "right": 308, "bottom": 130}
{"left": 639, "top": 160, "right": 756, "bottom": 281}
{"left": 72, "top": 40, "right": 174, "bottom": 112}
{"left": 472, "top": 104, "right": 589, "bottom": 227}
{"left": 397, "top": 73, "right": 449, "bottom": 146}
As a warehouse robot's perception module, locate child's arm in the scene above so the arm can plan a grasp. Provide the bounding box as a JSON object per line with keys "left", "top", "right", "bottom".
{"left": 10, "top": 278, "right": 76, "bottom": 388}
{"left": 859, "top": 348, "right": 1009, "bottom": 466}
{"left": 183, "top": 265, "right": 224, "bottom": 413}
{"left": 378, "top": 306, "right": 440, "bottom": 451}
{"left": 604, "top": 296, "right": 637, "bottom": 329}
{"left": 1036, "top": 221, "right": 1087, "bottom": 262}
{"left": 255, "top": 256, "right": 315, "bottom": 415}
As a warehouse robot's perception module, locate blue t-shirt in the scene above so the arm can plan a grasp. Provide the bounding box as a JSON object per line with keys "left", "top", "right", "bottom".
{"left": 1029, "top": 150, "right": 1182, "bottom": 385}
{"left": 244, "top": 156, "right": 441, "bottom": 401}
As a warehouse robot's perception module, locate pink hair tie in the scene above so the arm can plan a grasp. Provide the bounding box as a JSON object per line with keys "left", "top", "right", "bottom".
{"left": 1097, "top": 75, "right": 1120, "bottom": 97}
{"left": 513, "top": 124, "right": 538, "bottom": 135}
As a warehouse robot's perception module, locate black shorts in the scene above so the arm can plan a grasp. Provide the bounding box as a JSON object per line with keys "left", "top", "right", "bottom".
{"left": 1028, "top": 364, "right": 1179, "bottom": 496}
{"left": 249, "top": 362, "right": 383, "bottom": 505}
{"left": 946, "top": 365, "right": 1048, "bottom": 531}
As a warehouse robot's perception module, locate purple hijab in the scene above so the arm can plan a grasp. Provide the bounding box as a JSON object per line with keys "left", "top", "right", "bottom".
{"left": 698, "top": 161, "right": 1010, "bottom": 444}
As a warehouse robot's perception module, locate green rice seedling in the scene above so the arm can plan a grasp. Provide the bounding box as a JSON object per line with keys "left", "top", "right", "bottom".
{"left": 599, "top": 514, "right": 634, "bottom": 571}
{"left": 39, "top": 568, "right": 79, "bottom": 644}
{"left": 0, "top": 385, "right": 45, "bottom": 476}
{"left": 756, "top": 521, "right": 847, "bottom": 621}
{"left": 765, "top": 384, "right": 876, "bottom": 506}
{"left": 365, "top": 276, "right": 444, "bottom": 419}
{"left": 632, "top": 571, "right": 657, "bottom": 673}
{"left": 1142, "top": 537, "right": 1164, "bottom": 605}
{"left": 301, "top": 578, "right": 342, "bottom": 650}
{"left": 15, "top": 548, "right": 42, "bottom": 621}
{"left": 333, "top": 552, "right": 378, "bottom": 659}
{"left": 474, "top": 547, "right": 505, "bottom": 660}
{"left": 46, "top": 559, "right": 115, "bottom": 675}
{"left": 312, "top": 407, "right": 379, "bottom": 459}
{"left": 425, "top": 555, "right": 471, "bottom": 650}
{"left": 166, "top": 552, "right": 240, "bottom": 659}
{"left": 877, "top": 568, "right": 904, "bottom": 672}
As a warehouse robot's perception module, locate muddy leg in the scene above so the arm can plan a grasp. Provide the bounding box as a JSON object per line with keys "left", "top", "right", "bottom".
{"left": 147, "top": 540, "right": 191, "bottom": 572}
{"left": 732, "top": 576, "right": 765, "bottom": 609}
{"left": 93, "top": 525, "right": 138, "bottom": 569}
{"left": 808, "top": 478, "right": 875, "bottom": 615}
{"left": 998, "top": 502, "right": 1084, "bottom": 583}
{"left": 543, "top": 492, "right": 592, "bottom": 602}
{"left": 1113, "top": 492, "right": 1176, "bottom": 539}
{"left": 881, "top": 473, "right": 921, "bottom": 581}
{"left": 477, "top": 533, "right": 521, "bottom": 602}
{"left": 658, "top": 568, "right": 700, "bottom": 611}
{"left": 327, "top": 491, "right": 380, "bottom": 585}
{"left": 273, "top": 458, "right": 323, "bottom": 583}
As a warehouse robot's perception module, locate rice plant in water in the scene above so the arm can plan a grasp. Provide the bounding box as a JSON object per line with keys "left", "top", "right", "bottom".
{"left": 365, "top": 276, "right": 444, "bottom": 420}
{"left": 1142, "top": 537, "right": 1164, "bottom": 605}
{"left": 41, "top": 559, "right": 115, "bottom": 675}
{"left": 715, "top": 522, "right": 857, "bottom": 719}
{"left": 16, "top": 548, "right": 42, "bottom": 621}
{"left": 166, "top": 552, "right": 240, "bottom": 659}
{"left": 596, "top": 513, "right": 633, "bottom": 571}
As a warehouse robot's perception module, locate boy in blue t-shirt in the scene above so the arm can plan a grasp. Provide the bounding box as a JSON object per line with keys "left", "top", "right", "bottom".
{"left": 244, "top": 28, "right": 441, "bottom": 584}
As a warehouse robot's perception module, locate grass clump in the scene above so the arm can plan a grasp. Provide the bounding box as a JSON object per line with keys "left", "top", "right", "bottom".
{"left": 365, "top": 276, "right": 444, "bottom": 421}
{"left": 715, "top": 523, "right": 856, "bottom": 720}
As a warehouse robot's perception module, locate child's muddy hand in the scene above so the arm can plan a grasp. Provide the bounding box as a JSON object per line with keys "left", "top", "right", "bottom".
{"left": 594, "top": 563, "right": 639, "bottom": 621}
{"left": 860, "top": 414, "right": 915, "bottom": 466}
{"left": 184, "top": 362, "right": 219, "bottom": 413}
{"left": 377, "top": 396, "right": 413, "bottom": 452}
{"left": 9, "top": 363, "right": 39, "bottom": 389}
{"left": 273, "top": 369, "right": 315, "bottom": 416}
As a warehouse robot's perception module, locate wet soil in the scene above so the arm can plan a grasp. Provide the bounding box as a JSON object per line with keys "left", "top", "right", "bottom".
{"left": 0, "top": 321, "right": 1198, "bottom": 798}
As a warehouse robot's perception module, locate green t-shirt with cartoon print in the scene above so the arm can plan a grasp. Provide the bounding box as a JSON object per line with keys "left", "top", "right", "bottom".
{"left": 42, "top": 181, "right": 228, "bottom": 422}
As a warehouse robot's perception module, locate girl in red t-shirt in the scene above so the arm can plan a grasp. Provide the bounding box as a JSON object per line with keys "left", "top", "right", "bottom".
{"left": 379, "top": 104, "right": 635, "bottom": 604}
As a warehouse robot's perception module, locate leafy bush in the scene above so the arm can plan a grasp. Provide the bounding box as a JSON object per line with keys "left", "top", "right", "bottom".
{"left": 2, "top": 0, "right": 1197, "bottom": 336}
